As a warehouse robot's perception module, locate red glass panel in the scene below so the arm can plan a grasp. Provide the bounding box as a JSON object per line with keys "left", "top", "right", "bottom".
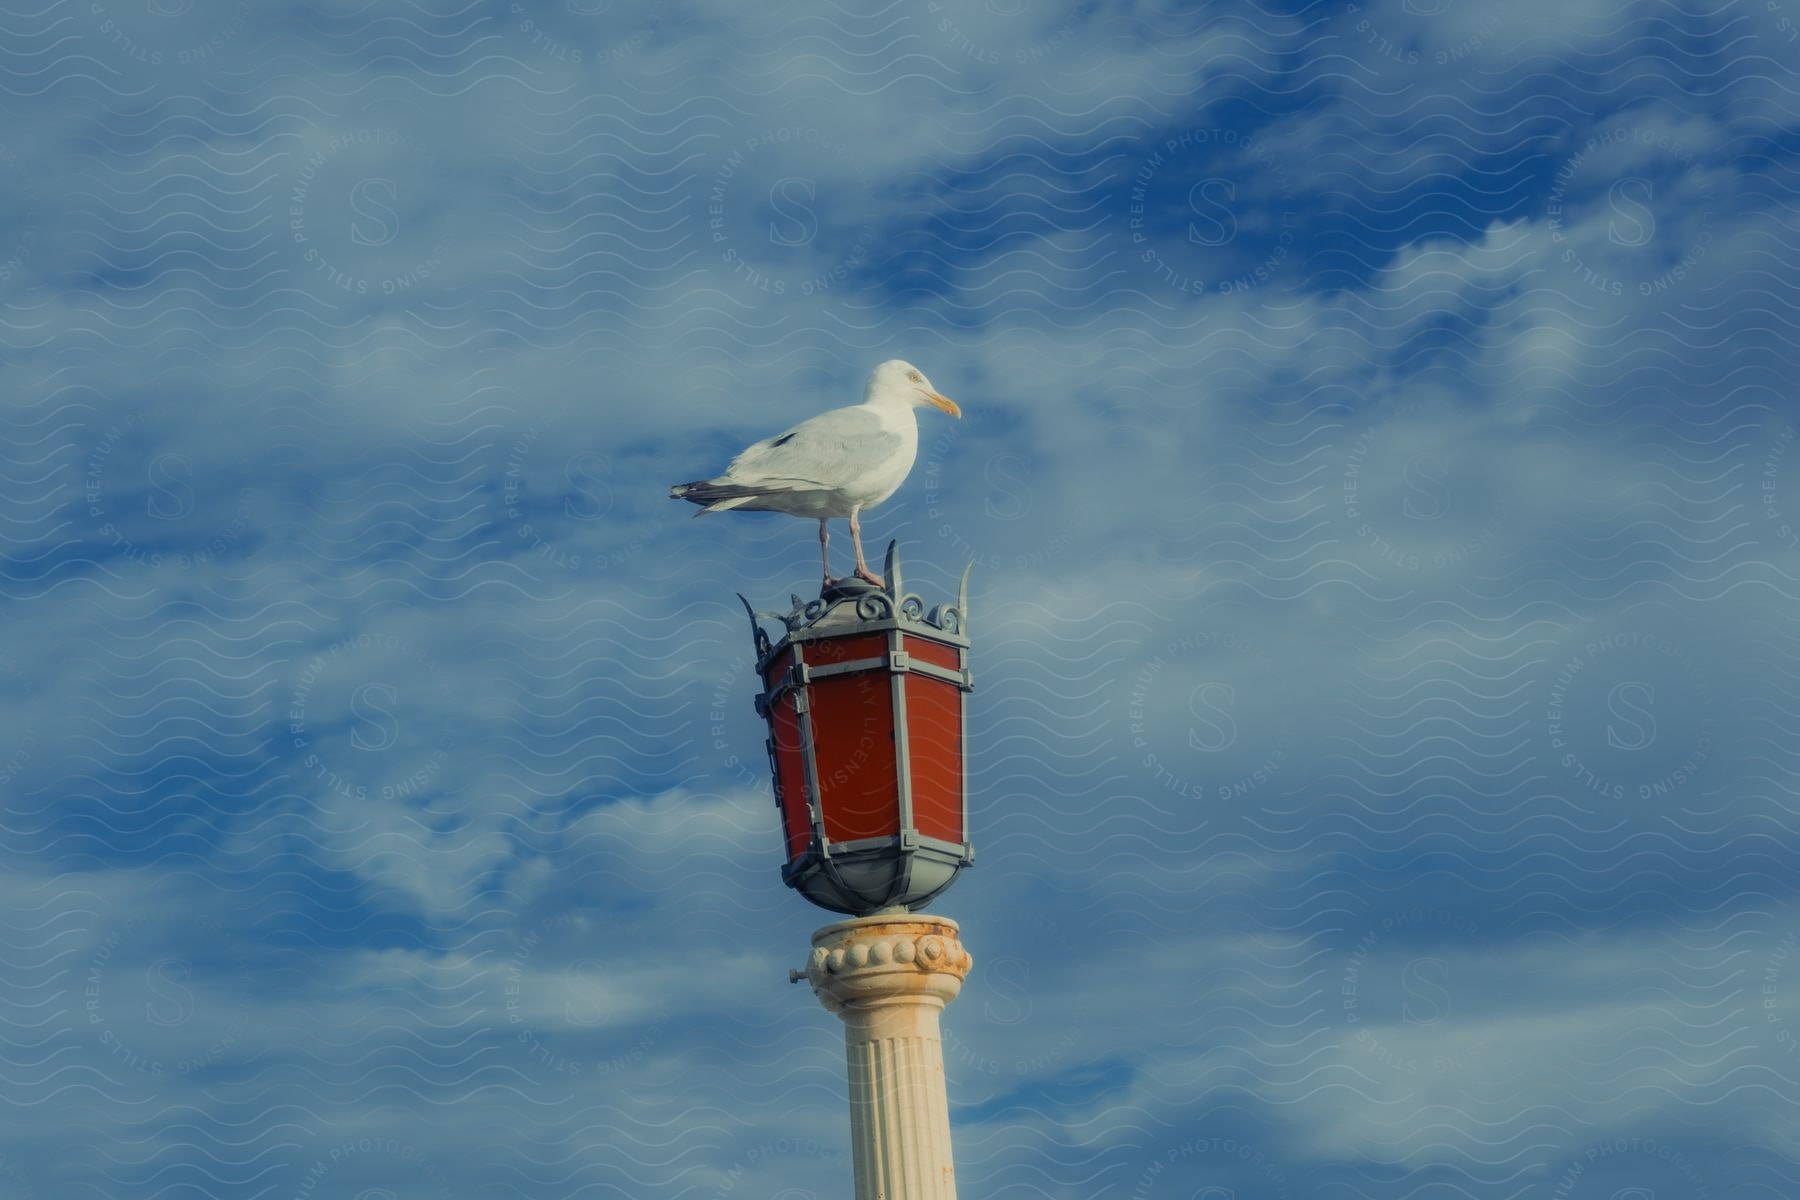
{"left": 769, "top": 692, "right": 811, "bottom": 861}
{"left": 905, "top": 670, "right": 963, "bottom": 844}
{"left": 810, "top": 667, "right": 898, "bottom": 843}
{"left": 904, "top": 634, "right": 961, "bottom": 671}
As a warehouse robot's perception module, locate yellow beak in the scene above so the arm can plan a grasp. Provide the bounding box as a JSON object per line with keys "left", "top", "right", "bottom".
{"left": 924, "top": 390, "right": 961, "bottom": 419}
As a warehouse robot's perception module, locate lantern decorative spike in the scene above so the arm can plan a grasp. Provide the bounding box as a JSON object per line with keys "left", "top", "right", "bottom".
{"left": 884, "top": 539, "right": 902, "bottom": 600}
{"left": 737, "top": 592, "right": 774, "bottom": 661}
{"left": 927, "top": 562, "right": 972, "bottom": 637}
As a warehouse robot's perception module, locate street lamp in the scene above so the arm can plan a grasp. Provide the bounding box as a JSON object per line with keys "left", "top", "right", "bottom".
{"left": 739, "top": 542, "right": 975, "bottom": 1200}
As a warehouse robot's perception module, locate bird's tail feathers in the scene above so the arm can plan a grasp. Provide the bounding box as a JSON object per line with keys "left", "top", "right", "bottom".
{"left": 694, "top": 496, "right": 754, "bottom": 517}
{"left": 670, "top": 479, "right": 772, "bottom": 516}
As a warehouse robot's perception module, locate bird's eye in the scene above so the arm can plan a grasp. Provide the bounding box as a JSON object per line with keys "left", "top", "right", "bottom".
{"left": 907, "top": 371, "right": 922, "bottom": 383}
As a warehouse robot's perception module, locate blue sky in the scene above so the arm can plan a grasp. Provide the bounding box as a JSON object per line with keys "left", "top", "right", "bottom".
{"left": 1, "top": 0, "right": 1798, "bottom": 1196}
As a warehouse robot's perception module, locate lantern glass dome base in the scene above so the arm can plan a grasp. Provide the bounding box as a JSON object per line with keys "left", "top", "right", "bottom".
{"left": 781, "top": 835, "right": 973, "bottom": 917}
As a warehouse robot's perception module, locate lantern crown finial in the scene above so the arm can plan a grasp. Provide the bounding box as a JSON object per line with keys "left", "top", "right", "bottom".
{"left": 743, "top": 543, "right": 972, "bottom": 656}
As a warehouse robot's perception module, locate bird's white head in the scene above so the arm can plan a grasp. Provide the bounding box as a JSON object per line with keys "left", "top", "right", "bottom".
{"left": 866, "top": 359, "right": 961, "bottom": 419}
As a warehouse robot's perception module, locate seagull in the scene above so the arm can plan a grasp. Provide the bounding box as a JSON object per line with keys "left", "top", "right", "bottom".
{"left": 670, "top": 359, "right": 961, "bottom": 590}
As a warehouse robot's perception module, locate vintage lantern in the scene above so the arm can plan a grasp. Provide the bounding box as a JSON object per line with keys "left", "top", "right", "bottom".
{"left": 740, "top": 542, "right": 974, "bottom": 915}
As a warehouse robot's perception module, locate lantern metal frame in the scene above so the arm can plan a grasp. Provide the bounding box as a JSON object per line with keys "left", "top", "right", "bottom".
{"left": 739, "top": 542, "right": 975, "bottom": 916}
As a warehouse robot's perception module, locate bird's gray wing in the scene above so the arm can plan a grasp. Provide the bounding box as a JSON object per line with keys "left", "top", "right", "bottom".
{"left": 720, "top": 405, "right": 901, "bottom": 491}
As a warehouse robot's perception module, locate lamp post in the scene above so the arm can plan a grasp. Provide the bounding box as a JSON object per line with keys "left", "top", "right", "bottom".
{"left": 739, "top": 543, "right": 975, "bottom": 1200}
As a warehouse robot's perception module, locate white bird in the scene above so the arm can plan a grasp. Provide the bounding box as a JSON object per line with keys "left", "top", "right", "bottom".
{"left": 670, "top": 359, "right": 961, "bottom": 590}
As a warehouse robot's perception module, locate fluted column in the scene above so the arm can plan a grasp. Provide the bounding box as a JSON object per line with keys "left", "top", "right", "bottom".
{"left": 803, "top": 913, "right": 971, "bottom": 1200}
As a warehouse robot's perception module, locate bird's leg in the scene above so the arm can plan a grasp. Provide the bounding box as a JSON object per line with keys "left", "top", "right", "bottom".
{"left": 849, "top": 508, "right": 884, "bottom": 587}
{"left": 819, "top": 518, "right": 835, "bottom": 590}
